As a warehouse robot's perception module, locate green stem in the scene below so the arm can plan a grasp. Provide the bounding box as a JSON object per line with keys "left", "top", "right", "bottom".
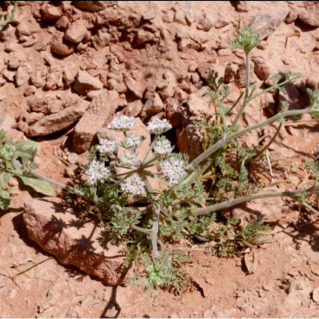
{"left": 142, "top": 135, "right": 159, "bottom": 164}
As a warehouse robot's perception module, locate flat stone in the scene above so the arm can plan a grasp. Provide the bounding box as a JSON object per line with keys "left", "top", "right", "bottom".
{"left": 27, "top": 100, "right": 89, "bottom": 137}
{"left": 249, "top": 10, "right": 290, "bottom": 40}
{"left": 51, "top": 36, "right": 74, "bottom": 56}
{"left": 0, "top": 113, "right": 16, "bottom": 132}
{"left": 73, "top": 71, "right": 104, "bottom": 95}
{"left": 73, "top": 1, "right": 116, "bottom": 12}
{"left": 73, "top": 90, "right": 120, "bottom": 153}
{"left": 65, "top": 20, "right": 87, "bottom": 44}
{"left": 23, "top": 198, "right": 129, "bottom": 286}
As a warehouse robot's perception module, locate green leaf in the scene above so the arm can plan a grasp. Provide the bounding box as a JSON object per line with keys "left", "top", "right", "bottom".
{"left": 18, "top": 175, "right": 54, "bottom": 196}
{"left": 0, "top": 172, "right": 13, "bottom": 210}
{"left": 14, "top": 140, "right": 39, "bottom": 166}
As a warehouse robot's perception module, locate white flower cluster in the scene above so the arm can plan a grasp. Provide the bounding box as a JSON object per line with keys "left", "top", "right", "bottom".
{"left": 153, "top": 138, "right": 173, "bottom": 155}
{"left": 122, "top": 134, "right": 143, "bottom": 149}
{"left": 159, "top": 157, "right": 187, "bottom": 185}
{"left": 96, "top": 139, "right": 117, "bottom": 155}
{"left": 107, "top": 116, "right": 135, "bottom": 131}
{"left": 120, "top": 151, "right": 140, "bottom": 169}
{"left": 85, "top": 159, "right": 110, "bottom": 185}
{"left": 146, "top": 118, "right": 172, "bottom": 134}
{"left": 120, "top": 173, "right": 145, "bottom": 196}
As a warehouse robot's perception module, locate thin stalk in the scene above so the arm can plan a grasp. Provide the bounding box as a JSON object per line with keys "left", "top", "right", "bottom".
{"left": 232, "top": 52, "right": 251, "bottom": 127}
{"left": 144, "top": 179, "right": 160, "bottom": 261}
{"left": 142, "top": 134, "right": 159, "bottom": 164}
{"left": 249, "top": 123, "right": 283, "bottom": 163}
{"left": 225, "top": 91, "right": 244, "bottom": 116}
{"left": 193, "top": 183, "right": 317, "bottom": 217}
{"left": 191, "top": 108, "right": 311, "bottom": 167}
{"left": 11, "top": 159, "right": 94, "bottom": 202}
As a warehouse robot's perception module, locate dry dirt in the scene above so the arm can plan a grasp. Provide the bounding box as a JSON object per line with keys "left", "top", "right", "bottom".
{"left": 1, "top": 1, "right": 319, "bottom": 318}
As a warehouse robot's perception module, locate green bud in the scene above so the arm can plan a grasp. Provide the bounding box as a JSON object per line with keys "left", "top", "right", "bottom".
{"left": 229, "top": 26, "right": 259, "bottom": 54}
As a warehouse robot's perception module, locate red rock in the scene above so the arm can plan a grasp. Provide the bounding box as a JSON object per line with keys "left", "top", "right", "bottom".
{"left": 51, "top": 35, "right": 74, "bottom": 56}
{"left": 23, "top": 199, "right": 129, "bottom": 286}
{"left": 73, "top": 1, "right": 116, "bottom": 12}
{"left": 0, "top": 113, "right": 16, "bottom": 132}
{"left": 73, "top": 71, "right": 104, "bottom": 95}
{"left": 15, "top": 62, "right": 31, "bottom": 87}
{"left": 27, "top": 100, "right": 89, "bottom": 137}
{"left": 73, "top": 90, "right": 120, "bottom": 153}
{"left": 41, "top": 4, "right": 62, "bottom": 21}
{"left": 65, "top": 20, "right": 87, "bottom": 44}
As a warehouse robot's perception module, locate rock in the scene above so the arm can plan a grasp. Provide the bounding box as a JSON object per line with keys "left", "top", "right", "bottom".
{"left": 215, "top": 19, "right": 229, "bottom": 29}
{"left": 312, "top": 287, "right": 319, "bottom": 303}
{"left": 16, "top": 22, "right": 32, "bottom": 37}
{"left": 65, "top": 20, "right": 87, "bottom": 44}
{"left": 234, "top": 61, "right": 256, "bottom": 88}
{"left": 56, "top": 15, "right": 69, "bottom": 30}
{"left": 122, "top": 99, "right": 143, "bottom": 117}
{"left": 2, "top": 69, "right": 15, "bottom": 82}
{"left": 197, "top": 14, "right": 213, "bottom": 31}
{"left": 224, "top": 64, "right": 239, "bottom": 83}
{"left": 73, "top": 90, "right": 120, "bottom": 153}
{"left": 143, "top": 7, "right": 158, "bottom": 20}
{"left": 249, "top": 10, "right": 290, "bottom": 40}
{"left": 141, "top": 92, "right": 164, "bottom": 118}
{"left": 15, "top": 121, "right": 29, "bottom": 134}
{"left": 285, "top": 8, "right": 299, "bottom": 24}
{"left": 177, "top": 1, "right": 195, "bottom": 25}
{"left": 73, "top": 71, "right": 104, "bottom": 95}
{"left": 124, "top": 75, "right": 145, "bottom": 98}
{"left": 298, "top": 2, "right": 319, "bottom": 27}
{"left": 63, "top": 61, "right": 80, "bottom": 88}
{"left": 176, "top": 124, "right": 203, "bottom": 161}
{"left": 218, "top": 49, "right": 232, "bottom": 56}
{"left": 251, "top": 55, "right": 271, "bottom": 81}
{"left": 73, "top": 1, "right": 116, "bottom": 12}
{"left": 23, "top": 199, "right": 129, "bottom": 286}
{"left": 136, "top": 29, "right": 154, "bottom": 45}
{"left": 166, "top": 97, "right": 187, "bottom": 127}
{"left": 0, "top": 113, "right": 16, "bottom": 132}
{"left": 27, "top": 100, "right": 89, "bottom": 137}
{"left": 306, "top": 75, "right": 319, "bottom": 90}
{"left": 45, "top": 66, "right": 63, "bottom": 90}
{"left": 157, "top": 70, "right": 177, "bottom": 99}
{"left": 187, "top": 89, "right": 212, "bottom": 119}
{"left": 27, "top": 93, "right": 64, "bottom": 115}
{"left": 24, "top": 112, "right": 44, "bottom": 125}
{"left": 15, "top": 62, "right": 31, "bottom": 87}
{"left": 51, "top": 35, "right": 74, "bottom": 56}
{"left": 233, "top": 1, "right": 249, "bottom": 12}
{"left": 41, "top": 4, "right": 62, "bottom": 20}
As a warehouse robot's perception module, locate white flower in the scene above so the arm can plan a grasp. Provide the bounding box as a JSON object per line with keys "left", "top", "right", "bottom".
{"left": 146, "top": 118, "right": 172, "bottom": 134}
{"left": 107, "top": 116, "right": 135, "bottom": 131}
{"left": 122, "top": 134, "right": 143, "bottom": 149}
{"left": 120, "top": 151, "right": 140, "bottom": 169}
{"left": 159, "top": 157, "right": 187, "bottom": 185}
{"left": 85, "top": 159, "right": 110, "bottom": 185}
{"left": 120, "top": 173, "right": 146, "bottom": 196}
{"left": 153, "top": 138, "right": 173, "bottom": 155}
{"left": 96, "top": 139, "right": 117, "bottom": 155}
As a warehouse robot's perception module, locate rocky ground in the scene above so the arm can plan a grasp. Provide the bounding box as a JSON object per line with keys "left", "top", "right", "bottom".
{"left": 1, "top": 1, "right": 319, "bottom": 317}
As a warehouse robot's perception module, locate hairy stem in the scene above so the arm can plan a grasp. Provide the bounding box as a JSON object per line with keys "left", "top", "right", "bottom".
{"left": 11, "top": 159, "right": 95, "bottom": 201}
{"left": 191, "top": 108, "right": 311, "bottom": 167}
{"left": 144, "top": 179, "right": 160, "bottom": 261}
{"left": 193, "top": 183, "right": 317, "bottom": 216}
{"left": 232, "top": 52, "right": 251, "bottom": 127}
